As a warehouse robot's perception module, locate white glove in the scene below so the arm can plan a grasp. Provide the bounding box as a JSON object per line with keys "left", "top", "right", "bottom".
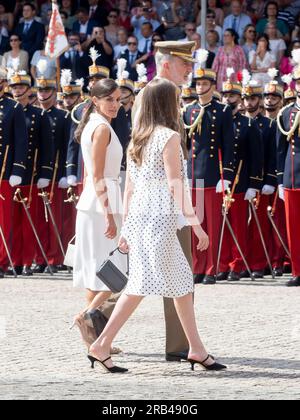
{"left": 37, "top": 178, "right": 50, "bottom": 189}
{"left": 9, "top": 175, "right": 22, "bottom": 187}
{"left": 262, "top": 184, "right": 275, "bottom": 195}
{"left": 67, "top": 175, "right": 78, "bottom": 187}
{"left": 244, "top": 188, "right": 258, "bottom": 201}
{"left": 216, "top": 179, "right": 231, "bottom": 193}
{"left": 58, "top": 177, "right": 69, "bottom": 189}
{"left": 278, "top": 184, "right": 285, "bottom": 201}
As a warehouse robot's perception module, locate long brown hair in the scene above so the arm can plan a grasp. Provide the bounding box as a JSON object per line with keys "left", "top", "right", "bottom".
{"left": 74, "top": 78, "right": 119, "bottom": 143}
{"left": 129, "top": 78, "right": 180, "bottom": 166}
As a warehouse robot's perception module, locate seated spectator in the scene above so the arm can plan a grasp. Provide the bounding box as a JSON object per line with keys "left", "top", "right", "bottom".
{"left": 206, "top": 29, "right": 219, "bottom": 54}
{"left": 192, "top": 32, "right": 215, "bottom": 73}
{"left": 118, "top": 34, "right": 144, "bottom": 81}
{"left": 292, "top": 11, "right": 300, "bottom": 40}
{"left": 60, "top": 32, "right": 89, "bottom": 81}
{"left": 114, "top": 27, "right": 129, "bottom": 60}
{"left": 256, "top": 1, "right": 289, "bottom": 42}
{"left": 266, "top": 21, "right": 286, "bottom": 65}
{"left": 242, "top": 24, "right": 257, "bottom": 62}
{"left": 72, "top": 7, "right": 97, "bottom": 43}
{"left": 222, "top": 0, "right": 252, "bottom": 43}
{"left": 31, "top": 38, "right": 57, "bottom": 81}
{"left": 15, "top": 2, "right": 45, "bottom": 61}
{"left": 138, "top": 21, "right": 154, "bottom": 53}
{"left": 280, "top": 38, "right": 300, "bottom": 76}
{"left": 104, "top": 8, "right": 120, "bottom": 46}
{"left": 87, "top": 0, "right": 108, "bottom": 27}
{"left": 0, "top": 30, "right": 8, "bottom": 56}
{"left": 60, "top": 0, "right": 77, "bottom": 30}
{"left": 212, "top": 28, "right": 248, "bottom": 91}
{"left": 249, "top": 34, "right": 276, "bottom": 85}
{"left": 0, "top": 2, "right": 14, "bottom": 34}
{"left": 131, "top": 1, "right": 161, "bottom": 40}
{"left": 2, "top": 34, "right": 29, "bottom": 72}
{"left": 117, "top": 0, "right": 133, "bottom": 32}
{"left": 161, "top": 0, "right": 187, "bottom": 40}
{"left": 277, "top": 0, "right": 295, "bottom": 31}
{"left": 196, "top": 0, "right": 224, "bottom": 27}
{"left": 40, "top": 0, "right": 52, "bottom": 25}
{"left": 181, "top": 22, "right": 196, "bottom": 42}
{"left": 245, "top": 0, "right": 267, "bottom": 24}
{"left": 197, "top": 9, "right": 222, "bottom": 46}
{"left": 83, "top": 26, "right": 114, "bottom": 72}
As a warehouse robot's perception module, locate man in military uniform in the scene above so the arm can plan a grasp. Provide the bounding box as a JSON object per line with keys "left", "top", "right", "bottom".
{"left": 243, "top": 81, "right": 277, "bottom": 278}
{"left": 217, "top": 80, "right": 264, "bottom": 281}
{"left": 183, "top": 66, "right": 235, "bottom": 285}
{"left": 8, "top": 71, "right": 54, "bottom": 276}
{"left": 34, "top": 69, "right": 71, "bottom": 274}
{"left": 277, "top": 66, "right": 300, "bottom": 286}
{"left": 181, "top": 85, "right": 198, "bottom": 108}
{"left": 0, "top": 66, "right": 28, "bottom": 278}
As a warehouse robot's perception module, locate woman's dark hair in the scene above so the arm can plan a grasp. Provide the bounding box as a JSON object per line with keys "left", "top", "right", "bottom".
{"left": 257, "top": 34, "right": 271, "bottom": 51}
{"left": 207, "top": 0, "right": 222, "bottom": 7}
{"left": 286, "top": 38, "right": 300, "bottom": 57}
{"left": 207, "top": 8, "right": 216, "bottom": 18}
{"left": 264, "top": 1, "right": 279, "bottom": 18}
{"left": 74, "top": 78, "right": 119, "bottom": 143}
{"left": 242, "top": 23, "right": 255, "bottom": 43}
{"left": 224, "top": 28, "right": 239, "bottom": 45}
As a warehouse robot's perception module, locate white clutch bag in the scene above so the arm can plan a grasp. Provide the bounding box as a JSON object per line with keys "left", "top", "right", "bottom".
{"left": 64, "top": 235, "right": 76, "bottom": 268}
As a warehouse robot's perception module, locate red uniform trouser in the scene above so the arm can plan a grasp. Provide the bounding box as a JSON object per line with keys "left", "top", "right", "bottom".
{"left": 0, "top": 181, "right": 13, "bottom": 270}
{"left": 35, "top": 184, "right": 65, "bottom": 266}
{"left": 270, "top": 195, "right": 289, "bottom": 268}
{"left": 284, "top": 188, "right": 300, "bottom": 277}
{"left": 192, "top": 188, "right": 223, "bottom": 275}
{"left": 219, "top": 193, "right": 249, "bottom": 273}
{"left": 247, "top": 194, "right": 272, "bottom": 271}
{"left": 11, "top": 185, "right": 38, "bottom": 267}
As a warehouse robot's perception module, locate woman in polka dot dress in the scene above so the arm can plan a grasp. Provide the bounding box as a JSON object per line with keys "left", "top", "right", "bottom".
{"left": 88, "top": 78, "right": 227, "bottom": 373}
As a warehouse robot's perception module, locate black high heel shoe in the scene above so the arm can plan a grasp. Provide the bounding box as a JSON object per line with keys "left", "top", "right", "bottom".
{"left": 188, "top": 355, "right": 227, "bottom": 371}
{"left": 87, "top": 354, "right": 128, "bottom": 373}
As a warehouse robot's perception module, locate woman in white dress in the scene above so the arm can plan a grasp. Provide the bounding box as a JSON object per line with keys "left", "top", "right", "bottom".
{"left": 71, "top": 79, "right": 126, "bottom": 348}
{"left": 249, "top": 34, "right": 276, "bottom": 85}
{"left": 88, "top": 78, "right": 227, "bottom": 373}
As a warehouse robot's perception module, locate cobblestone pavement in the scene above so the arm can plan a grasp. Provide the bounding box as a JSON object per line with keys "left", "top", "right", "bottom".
{"left": 0, "top": 273, "right": 299, "bottom": 400}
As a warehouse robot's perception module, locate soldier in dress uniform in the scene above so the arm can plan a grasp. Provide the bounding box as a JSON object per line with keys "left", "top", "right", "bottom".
{"left": 8, "top": 70, "right": 54, "bottom": 276}
{"left": 33, "top": 63, "right": 71, "bottom": 274}
{"left": 0, "top": 66, "right": 28, "bottom": 278}
{"left": 217, "top": 75, "right": 264, "bottom": 282}
{"left": 242, "top": 77, "right": 278, "bottom": 278}
{"left": 183, "top": 65, "right": 235, "bottom": 285}
{"left": 276, "top": 63, "right": 300, "bottom": 287}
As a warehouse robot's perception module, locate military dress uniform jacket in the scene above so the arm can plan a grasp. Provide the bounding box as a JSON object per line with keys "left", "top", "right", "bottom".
{"left": 254, "top": 113, "right": 277, "bottom": 187}
{"left": 0, "top": 96, "right": 28, "bottom": 180}
{"left": 22, "top": 105, "right": 54, "bottom": 186}
{"left": 233, "top": 112, "right": 264, "bottom": 193}
{"left": 277, "top": 103, "right": 300, "bottom": 189}
{"left": 183, "top": 101, "right": 235, "bottom": 188}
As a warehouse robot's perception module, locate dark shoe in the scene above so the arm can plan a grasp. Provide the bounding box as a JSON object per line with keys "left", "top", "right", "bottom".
{"left": 283, "top": 264, "right": 292, "bottom": 274}
{"left": 0, "top": 268, "right": 4, "bottom": 278}
{"left": 44, "top": 265, "right": 58, "bottom": 274}
{"left": 87, "top": 355, "right": 128, "bottom": 373}
{"left": 194, "top": 274, "right": 204, "bottom": 284}
{"left": 203, "top": 275, "right": 216, "bottom": 285}
{"left": 264, "top": 267, "right": 271, "bottom": 276}
{"left": 240, "top": 270, "right": 250, "bottom": 278}
{"left": 286, "top": 277, "right": 300, "bottom": 287}
{"left": 56, "top": 264, "right": 68, "bottom": 271}
{"left": 6, "top": 266, "right": 22, "bottom": 276}
{"left": 273, "top": 267, "right": 283, "bottom": 277}
{"left": 22, "top": 266, "right": 33, "bottom": 276}
{"left": 188, "top": 355, "right": 227, "bottom": 371}
{"left": 227, "top": 271, "right": 240, "bottom": 281}
{"left": 216, "top": 272, "right": 229, "bottom": 281}
{"left": 252, "top": 270, "right": 264, "bottom": 279}
{"left": 33, "top": 264, "right": 47, "bottom": 273}
{"left": 166, "top": 350, "right": 189, "bottom": 362}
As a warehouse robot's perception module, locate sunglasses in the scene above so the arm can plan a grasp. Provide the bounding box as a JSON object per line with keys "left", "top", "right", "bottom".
{"left": 187, "top": 29, "right": 195, "bottom": 32}
{"left": 128, "top": 42, "right": 137, "bottom": 45}
{"left": 10, "top": 38, "right": 19, "bottom": 42}
{"left": 248, "top": 30, "right": 256, "bottom": 33}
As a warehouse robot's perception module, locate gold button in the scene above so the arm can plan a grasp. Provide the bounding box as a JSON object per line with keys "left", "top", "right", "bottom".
{"left": 28, "top": 156, "right": 32, "bottom": 159}
{"left": 193, "top": 154, "right": 196, "bottom": 158}
{"left": 193, "top": 146, "right": 196, "bottom": 151}
{"left": 213, "top": 110, "right": 217, "bottom": 113}
{"left": 235, "top": 144, "right": 238, "bottom": 147}
{"left": 211, "top": 146, "right": 214, "bottom": 150}
{"left": 293, "top": 152, "right": 296, "bottom": 156}
{"left": 213, "top": 116, "right": 216, "bottom": 120}
{"left": 212, "top": 131, "right": 215, "bottom": 134}
{"left": 211, "top": 139, "right": 215, "bottom": 142}
{"left": 210, "top": 154, "right": 214, "bottom": 158}
{"left": 31, "top": 128, "right": 34, "bottom": 131}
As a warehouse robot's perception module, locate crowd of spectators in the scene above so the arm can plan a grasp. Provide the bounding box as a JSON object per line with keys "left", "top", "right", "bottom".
{"left": 0, "top": 0, "right": 300, "bottom": 87}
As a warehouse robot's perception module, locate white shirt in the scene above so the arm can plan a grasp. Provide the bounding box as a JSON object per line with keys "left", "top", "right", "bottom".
{"left": 269, "top": 39, "right": 286, "bottom": 63}
{"left": 79, "top": 22, "right": 88, "bottom": 35}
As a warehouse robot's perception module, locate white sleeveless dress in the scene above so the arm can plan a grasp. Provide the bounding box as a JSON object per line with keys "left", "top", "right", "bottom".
{"left": 73, "top": 113, "right": 126, "bottom": 291}
{"left": 121, "top": 126, "right": 194, "bottom": 298}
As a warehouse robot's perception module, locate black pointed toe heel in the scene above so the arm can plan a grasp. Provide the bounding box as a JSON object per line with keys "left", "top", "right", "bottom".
{"left": 87, "top": 355, "right": 128, "bottom": 373}
{"left": 188, "top": 355, "right": 227, "bottom": 371}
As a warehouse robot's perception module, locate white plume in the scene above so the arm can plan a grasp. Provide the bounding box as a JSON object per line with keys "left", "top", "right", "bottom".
{"left": 292, "top": 48, "right": 300, "bottom": 64}
{"left": 117, "top": 58, "right": 127, "bottom": 79}
{"left": 197, "top": 49, "right": 209, "bottom": 67}
{"left": 121, "top": 70, "right": 129, "bottom": 80}
{"left": 37, "top": 59, "right": 48, "bottom": 76}
{"left": 226, "top": 67, "right": 234, "bottom": 80}
{"left": 12, "top": 57, "right": 20, "bottom": 72}
{"left": 136, "top": 63, "right": 147, "bottom": 78}
{"left": 60, "top": 69, "right": 72, "bottom": 87}
{"left": 89, "top": 46, "right": 100, "bottom": 64}
{"left": 268, "top": 68, "right": 278, "bottom": 80}
{"left": 75, "top": 78, "right": 84, "bottom": 88}
{"left": 281, "top": 74, "right": 293, "bottom": 86}
{"left": 242, "top": 69, "right": 251, "bottom": 86}
{"left": 18, "top": 70, "right": 26, "bottom": 76}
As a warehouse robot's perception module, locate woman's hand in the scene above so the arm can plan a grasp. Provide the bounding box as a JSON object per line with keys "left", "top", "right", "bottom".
{"left": 118, "top": 236, "right": 129, "bottom": 253}
{"left": 193, "top": 225, "right": 209, "bottom": 252}
{"left": 104, "top": 214, "right": 117, "bottom": 239}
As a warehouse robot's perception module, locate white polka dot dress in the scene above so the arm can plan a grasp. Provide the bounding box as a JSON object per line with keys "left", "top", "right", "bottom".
{"left": 121, "top": 126, "right": 194, "bottom": 298}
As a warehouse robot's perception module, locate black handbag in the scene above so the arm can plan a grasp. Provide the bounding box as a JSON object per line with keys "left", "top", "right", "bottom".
{"left": 96, "top": 247, "right": 129, "bottom": 293}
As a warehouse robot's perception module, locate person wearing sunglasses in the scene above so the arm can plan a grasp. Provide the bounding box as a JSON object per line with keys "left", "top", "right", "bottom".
{"left": 241, "top": 24, "right": 257, "bottom": 62}
{"left": 104, "top": 9, "right": 120, "bottom": 47}
{"left": 223, "top": 0, "right": 252, "bottom": 43}
{"left": 2, "top": 34, "right": 29, "bottom": 73}
{"left": 119, "top": 35, "right": 144, "bottom": 81}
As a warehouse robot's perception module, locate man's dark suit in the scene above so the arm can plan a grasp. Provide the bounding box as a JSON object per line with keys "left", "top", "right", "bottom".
{"left": 118, "top": 49, "right": 144, "bottom": 81}
{"left": 15, "top": 20, "right": 45, "bottom": 60}
{"left": 60, "top": 50, "right": 89, "bottom": 81}
{"left": 0, "top": 35, "right": 9, "bottom": 56}
{"left": 72, "top": 19, "right": 97, "bottom": 41}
